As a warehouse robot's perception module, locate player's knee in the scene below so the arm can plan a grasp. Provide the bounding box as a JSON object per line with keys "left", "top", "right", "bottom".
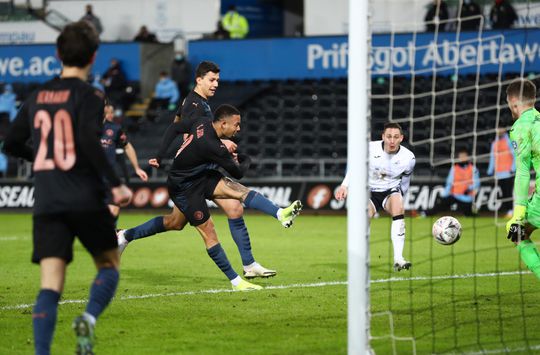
{"left": 94, "top": 249, "right": 120, "bottom": 269}
{"left": 224, "top": 202, "right": 244, "bottom": 218}
{"left": 163, "top": 214, "right": 184, "bottom": 231}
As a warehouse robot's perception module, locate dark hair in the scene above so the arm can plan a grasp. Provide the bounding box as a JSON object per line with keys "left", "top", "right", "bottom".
{"left": 457, "top": 147, "right": 469, "bottom": 155}
{"left": 195, "top": 61, "right": 220, "bottom": 79}
{"left": 160, "top": 71, "right": 168, "bottom": 76}
{"left": 57, "top": 21, "right": 99, "bottom": 68}
{"left": 213, "top": 104, "right": 240, "bottom": 122}
{"left": 383, "top": 122, "right": 403, "bottom": 134}
{"left": 506, "top": 79, "right": 537, "bottom": 103}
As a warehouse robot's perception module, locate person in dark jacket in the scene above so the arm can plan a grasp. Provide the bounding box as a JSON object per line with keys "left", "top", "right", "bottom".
{"left": 490, "top": 0, "right": 518, "bottom": 29}
{"left": 459, "top": 0, "right": 483, "bottom": 31}
{"left": 425, "top": 0, "right": 449, "bottom": 32}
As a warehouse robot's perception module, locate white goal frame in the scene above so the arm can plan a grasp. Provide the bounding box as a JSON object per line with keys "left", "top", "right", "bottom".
{"left": 347, "top": 0, "right": 370, "bottom": 354}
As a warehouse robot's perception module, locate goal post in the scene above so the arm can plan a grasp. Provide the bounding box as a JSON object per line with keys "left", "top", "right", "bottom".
{"left": 347, "top": 0, "right": 371, "bottom": 354}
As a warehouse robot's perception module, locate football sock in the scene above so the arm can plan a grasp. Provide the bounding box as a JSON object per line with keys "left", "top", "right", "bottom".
{"left": 391, "top": 215, "right": 406, "bottom": 262}
{"left": 82, "top": 312, "right": 96, "bottom": 327}
{"left": 228, "top": 217, "right": 255, "bottom": 266}
{"left": 516, "top": 239, "right": 540, "bottom": 280}
{"left": 207, "top": 243, "right": 238, "bottom": 281}
{"left": 230, "top": 275, "right": 242, "bottom": 287}
{"left": 85, "top": 267, "right": 119, "bottom": 319}
{"left": 124, "top": 216, "right": 165, "bottom": 242}
{"left": 33, "top": 289, "right": 61, "bottom": 355}
{"left": 244, "top": 191, "right": 279, "bottom": 219}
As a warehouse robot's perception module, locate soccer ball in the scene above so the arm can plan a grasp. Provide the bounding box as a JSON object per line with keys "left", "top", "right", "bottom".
{"left": 432, "top": 216, "right": 462, "bottom": 245}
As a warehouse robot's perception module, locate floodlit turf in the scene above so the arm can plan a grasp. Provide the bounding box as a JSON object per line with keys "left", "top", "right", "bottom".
{"left": 0, "top": 213, "right": 539, "bottom": 354}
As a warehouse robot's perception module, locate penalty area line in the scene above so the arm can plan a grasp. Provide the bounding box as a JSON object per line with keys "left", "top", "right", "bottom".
{"left": 0, "top": 270, "right": 529, "bottom": 311}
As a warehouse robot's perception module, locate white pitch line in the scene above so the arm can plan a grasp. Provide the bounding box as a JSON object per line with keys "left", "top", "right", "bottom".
{"left": 0, "top": 236, "right": 29, "bottom": 241}
{"left": 0, "top": 270, "right": 530, "bottom": 311}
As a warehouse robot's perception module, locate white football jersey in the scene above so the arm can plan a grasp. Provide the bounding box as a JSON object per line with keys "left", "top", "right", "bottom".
{"left": 368, "top": 140, "right": 415, "bottom": 193}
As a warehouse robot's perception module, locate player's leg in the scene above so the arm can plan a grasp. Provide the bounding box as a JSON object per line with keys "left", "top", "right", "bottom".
{"left": 31, "top": 214, "right": 73, "bottom": 355}
{"left": 118, "top": 206, "right": 188, "bottom": 255}
{"left": 368, "top": 199, "right": 377, "bottom": 219}
{"left": 214, "top": 198, "right": 276, "bottom": 279}
{"left": 512, "top": 195, "right": 540, "bottom": 280}
{"left": 384, "top": 192, "right": 411, "bottom": 271}
{"left": 173, "top": 177, "right": 261, "bottom": 290}
{"left": 212, "top": 177, "right": 302, "bottom": 228}
{"left": 73, "top": 210, "right": 121, "bottom": 354}
{"left": 194, "top": 217, "right": 262, "bottom": 291}
{"left": 34, "top": 258, "right": 66, "bottom": 355}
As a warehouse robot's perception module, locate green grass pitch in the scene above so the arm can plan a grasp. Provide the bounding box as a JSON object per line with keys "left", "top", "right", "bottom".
{"left": 0, "top": 213, "right": 539, "bottom": 354}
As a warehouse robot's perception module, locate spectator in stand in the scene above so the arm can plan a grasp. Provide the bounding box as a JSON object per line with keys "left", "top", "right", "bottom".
{"left": 102, "top": 58, "right": 127, "bottom": 110}
{"left": 91, "top": 73, "right": 105, "bottom": 92}
{"left": 490, "top": 0, "right": 518, "bottom": 29}
{"left": 134, "top": 26, "right": 158, "bottom": 43}
{"left": 80, "top": 4, "right": 103, "bottom": 35}
{"left": 424, "top": 0, "right": 449, "bottom": 32}
{"left": 0, "top": 84, "right": 17, "bottom": 121}
{"left": 0, "top": 152, "right": 7, "bottom": 177}
{"left": 171, "top": 51, "right": 192, "bottom": 99}
{"left": 221, "top": 5, "right": 249, "bottom": 39}
{"left": 426, "top": 148, "right": 480, "bottom": 216}
{"left": 146, "top": 71, "right": 179, "bottom": 121}
{"left": 487, "top": 127, "right": 516, "bottom": 218}
{"left": 459, "top": 0, "right": 483, "bottom": 31}
{"left": 154, "top": 71, "right": 179, "bottom": 107}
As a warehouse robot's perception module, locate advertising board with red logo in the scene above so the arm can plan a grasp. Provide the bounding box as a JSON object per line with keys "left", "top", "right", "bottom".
{"left": 0, "top": 180, "right": 515, "bottom": 213}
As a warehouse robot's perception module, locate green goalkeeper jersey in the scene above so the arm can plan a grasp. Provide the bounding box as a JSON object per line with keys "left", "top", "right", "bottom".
{"left": 510, "top": 107, "right": 540, "bottom": 207}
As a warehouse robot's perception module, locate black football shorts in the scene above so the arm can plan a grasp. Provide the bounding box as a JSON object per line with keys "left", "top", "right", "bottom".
{"left": 32, "top": 209, "right": 117, "bottom": 264}
{"left": 370, "top": 187, "right": 402, "bottom": 212}
{"left": 168, "top": 170, "right": 223, "bottom": 226}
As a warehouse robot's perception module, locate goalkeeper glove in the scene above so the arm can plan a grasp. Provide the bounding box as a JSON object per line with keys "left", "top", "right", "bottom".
{"left": 506, "top": 205, "right": 527, "bottom": 242}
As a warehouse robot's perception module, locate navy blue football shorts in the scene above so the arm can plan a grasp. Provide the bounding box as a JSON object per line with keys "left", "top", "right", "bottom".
{"left": 168, "top": 170, "right": 223, "bottom": 226}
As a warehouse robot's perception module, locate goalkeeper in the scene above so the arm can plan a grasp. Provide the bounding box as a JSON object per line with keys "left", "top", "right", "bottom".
{"left": 506, "top": 78, "right": 540, "bottom": 280}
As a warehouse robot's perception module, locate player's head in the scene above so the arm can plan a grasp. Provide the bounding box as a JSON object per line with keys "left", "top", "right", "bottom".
{"left": 103, "top": 99, "right": 114, "bottom": 121}
{"left": 382, "top": 122, "right": 403, "bottom": 153}
{"left": 457, "top": 148, "right": 470, "bottom": 163}
{"left": 213, "top": 104, "right": 241, "bottom": 138}
{"left": 56, "top": 21, "right": 99, "bottom": 70}
{"left": 195, "top": 61, "right": 220, "bottom": 99}
{"left": 506, "top": 79, "right": 537, "bottom": 119}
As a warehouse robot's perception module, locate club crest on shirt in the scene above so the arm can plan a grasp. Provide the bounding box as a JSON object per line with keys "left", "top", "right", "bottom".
{"left": 105, "top": 129, "right": 114, "bottom": 137}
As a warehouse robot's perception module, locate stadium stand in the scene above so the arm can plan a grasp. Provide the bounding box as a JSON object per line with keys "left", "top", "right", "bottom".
{"left": 4, "top": 74, "right": 539, "bottom": 180}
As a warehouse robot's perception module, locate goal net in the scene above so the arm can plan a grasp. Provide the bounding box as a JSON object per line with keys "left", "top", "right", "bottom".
{"left": 352, "top": 0, "right": 540, "bottom": 353}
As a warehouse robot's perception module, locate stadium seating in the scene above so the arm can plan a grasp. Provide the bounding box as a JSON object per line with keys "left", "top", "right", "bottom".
{"left": 4, "top": 73, "right": 539, "bottom": 180}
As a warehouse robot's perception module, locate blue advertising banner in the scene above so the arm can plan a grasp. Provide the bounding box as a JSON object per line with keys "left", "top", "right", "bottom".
{"left": 0, "top": 42, "right": 141, "bottom": 83}
{"left": 189, "top": 29, "right": 540, "bottom": 80}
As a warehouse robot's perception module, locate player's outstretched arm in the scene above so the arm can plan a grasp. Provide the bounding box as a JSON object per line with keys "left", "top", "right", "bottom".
{"left": 400, "top": 157, "right": 416, "bottom": 196}
{"left": 335, "top": 170, "right": 350, "bottom": 200}
{"left": 506, "top": 127, "right": 532, "bottom": 234}
{"left": 512, "top": 128, "right": 532, "bottom": 208}
{"left": 112, "top": 184, "right": 133, "bottom": 207}
{"left": 124, "top": 142, "right": 148, "bottom": 181}
{"left": 335, "top": 185, "right": 348, "bottom": 201}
